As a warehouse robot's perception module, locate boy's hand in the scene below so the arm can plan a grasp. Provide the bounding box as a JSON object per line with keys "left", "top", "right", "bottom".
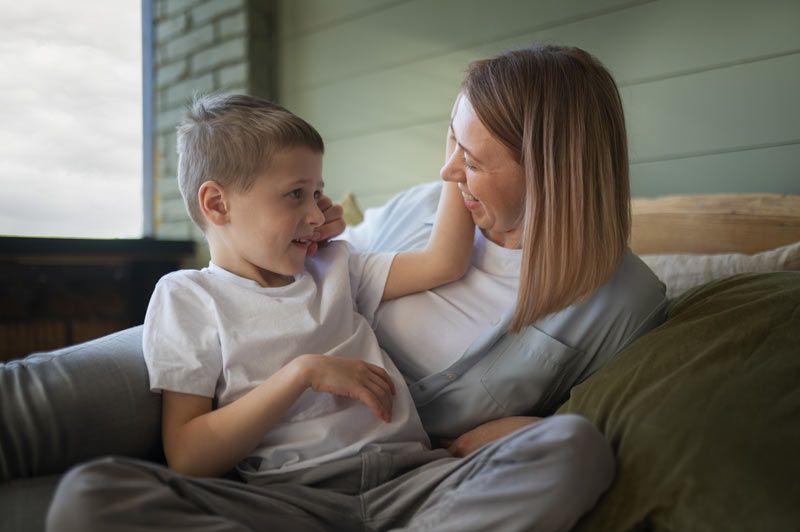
{"left": 294, "top": 354, "right": 396, "bottom": 422}
{"left": 307, "top": 195, "right": 345, "bottom": 256}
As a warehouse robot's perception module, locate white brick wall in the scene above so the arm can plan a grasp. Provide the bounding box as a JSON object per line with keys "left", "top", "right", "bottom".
{"left": 150, "top": 0, "right": 275, "bottom": 255}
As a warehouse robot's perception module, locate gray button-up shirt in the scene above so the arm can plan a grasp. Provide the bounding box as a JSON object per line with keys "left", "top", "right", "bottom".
{"left": 342, "top": 182, "right": 667, "bottom": 438}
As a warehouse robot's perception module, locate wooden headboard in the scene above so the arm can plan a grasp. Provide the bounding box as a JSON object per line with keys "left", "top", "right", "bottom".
{"left": 630, "top": 194, "right": 800, "bottom": 255}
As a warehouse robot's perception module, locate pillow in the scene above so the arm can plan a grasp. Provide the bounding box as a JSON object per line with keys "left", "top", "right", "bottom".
{"left": 641, "top": 240, "right": 800, "bottom": 298}
{"left": 339, "top": 192, "right": 364, "bottom": 226}
{"left": 557, "top": 272, "right": 800, "bottom": 532}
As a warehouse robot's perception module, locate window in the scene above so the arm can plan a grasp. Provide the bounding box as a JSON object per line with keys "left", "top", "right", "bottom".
{"left": 0, "top": 0, "right": 143, "bottom": 238}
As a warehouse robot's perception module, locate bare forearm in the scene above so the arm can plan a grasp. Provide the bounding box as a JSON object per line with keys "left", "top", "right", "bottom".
{"left": 442, "top": 416, "right": 542, "bottom": 457}
{"left": 382, "top": 183, "right": 474, "bottom": 300}
{"left": 425, "top": 181, "right": 474, "bottom": 278}
{"left": 168, "top": 361, "right": 308, "bottom": 477}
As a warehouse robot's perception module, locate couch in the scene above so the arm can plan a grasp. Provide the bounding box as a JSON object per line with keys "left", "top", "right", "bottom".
{"left": 2, "top": 271, "right": 799, "bottom": 532}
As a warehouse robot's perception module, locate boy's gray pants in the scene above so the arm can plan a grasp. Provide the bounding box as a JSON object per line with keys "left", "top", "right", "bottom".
{"left": 46, "top": 414, "right": 613, "bottom": 532}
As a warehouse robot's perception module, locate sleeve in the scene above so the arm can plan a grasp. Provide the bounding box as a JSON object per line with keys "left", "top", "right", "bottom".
{"left": 339, "top": 181, "right": 442, "bottom": 253}
{"left": 346, "top": 245, "right": 397, "bottom": 326}
{"left": 142, "top": 275, "right": 222, "bottom": 398}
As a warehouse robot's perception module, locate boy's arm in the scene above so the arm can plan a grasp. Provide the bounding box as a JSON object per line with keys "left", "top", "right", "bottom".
{"left": 382, "top": 181, "right": 474, "bottom": 301}
{"left": 162, "top": 354, "right": 396, "bottom": 478}
{"left": 162, "top": 361, "right": 307, "bottom": 478}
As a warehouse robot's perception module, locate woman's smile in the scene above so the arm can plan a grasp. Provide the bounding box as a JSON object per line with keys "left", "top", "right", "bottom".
{"left": 460, "top": 189, "right": 482, "bottom": 211}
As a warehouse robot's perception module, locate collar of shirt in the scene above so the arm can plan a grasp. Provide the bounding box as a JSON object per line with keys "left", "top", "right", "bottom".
{"left": 205, "top": 261, "right": 308, "bottom": 295}
{"left": 472, "top": 228, "right": 522, "bottom": 278}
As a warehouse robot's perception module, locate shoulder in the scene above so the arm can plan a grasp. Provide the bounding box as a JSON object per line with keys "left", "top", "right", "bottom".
{"left": 537, "top": 249, "right": 667, "bottom": 348}
{"left": 382, "top": 181, "right": 442, "bottom": 215}
{"left": 157, "top": 268, "right": 206, "bottom": 286}
{"left": 150, "top": 269, "right": 218, "bottom": 308}
{"left": 310, "top": 240, "right": 390, "bottom": 274}
{"left": 305, "top": 240, "right": 354, "bottom": 280}
{"left": 340, "top": 181, "right": 442, "bottom": 253}
{"left": 586, "top": 249, "right": 667, "bottom": 326}
{"left": 308, "top": 239, "right": 353, "bottom": 264}
{"left": 602, "top": 249, "right": 668, "bottom": 319}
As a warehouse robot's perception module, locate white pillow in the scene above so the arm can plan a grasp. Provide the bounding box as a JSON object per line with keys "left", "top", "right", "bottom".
{"left": 641, "top": 240, "right": 800, "bottom": 299}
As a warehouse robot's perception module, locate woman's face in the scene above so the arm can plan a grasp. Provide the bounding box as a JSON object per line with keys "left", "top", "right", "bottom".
{"left": 441, "top": 95, "right": 525, "bottom": 249}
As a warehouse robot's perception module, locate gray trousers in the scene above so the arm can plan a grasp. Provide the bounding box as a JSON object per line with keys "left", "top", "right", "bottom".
{"left": 46, "top": 414, "right": 613, "bottom": 532}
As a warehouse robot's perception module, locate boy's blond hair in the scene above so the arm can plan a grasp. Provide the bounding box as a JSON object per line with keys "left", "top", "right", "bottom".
{"left": 176, "top": 93, "right": 325, "bottom": 230}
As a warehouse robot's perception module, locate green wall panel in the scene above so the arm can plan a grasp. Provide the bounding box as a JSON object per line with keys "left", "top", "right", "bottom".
{"left": 278, "top": 0, "right": 800, "bottom": 207}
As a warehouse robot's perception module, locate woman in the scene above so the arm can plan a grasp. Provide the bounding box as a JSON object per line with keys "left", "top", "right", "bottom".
{"left": 47, "top": 45, "right": 665, "bottom": 532}
{"left": 330, "top": 44, "right": 667, "bottom": 455}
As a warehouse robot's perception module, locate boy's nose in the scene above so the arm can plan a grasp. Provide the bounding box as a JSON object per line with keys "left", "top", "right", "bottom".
{"left": 307, "top": 201, "right": 325, "bottom": 227}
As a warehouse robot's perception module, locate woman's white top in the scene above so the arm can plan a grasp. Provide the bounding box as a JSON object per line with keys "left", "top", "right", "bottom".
{"left": 341, "top": 181, "right": 668, "bottom": 437}
{"left": 374, "top": 228, "right": 521, "bottom": 381}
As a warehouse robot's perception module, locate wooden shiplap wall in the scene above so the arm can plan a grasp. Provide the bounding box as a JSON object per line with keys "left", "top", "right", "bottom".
{"left": 277, "top": 0, "right": 800, "bottom": 209}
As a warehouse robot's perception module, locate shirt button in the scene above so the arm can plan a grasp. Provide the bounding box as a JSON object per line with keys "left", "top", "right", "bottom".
{"left": 446, "top": 373, "right": 457, "bottom": 381}
{"left": 419, "top": 384, "right": 426, "bottom": 391}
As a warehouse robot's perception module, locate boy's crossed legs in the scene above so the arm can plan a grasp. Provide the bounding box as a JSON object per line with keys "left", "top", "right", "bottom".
{"left": 47, "top": 414, "right": 613, "bottom": 532}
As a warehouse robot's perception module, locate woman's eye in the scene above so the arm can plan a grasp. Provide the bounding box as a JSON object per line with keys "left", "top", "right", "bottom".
{"left": 463, "top": 155, "right": 477, "bottom": 171}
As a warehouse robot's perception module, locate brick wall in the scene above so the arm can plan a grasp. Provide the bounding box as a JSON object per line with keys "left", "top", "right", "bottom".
{"left": 150, "top": 0, "right": 275, "bottom": 260}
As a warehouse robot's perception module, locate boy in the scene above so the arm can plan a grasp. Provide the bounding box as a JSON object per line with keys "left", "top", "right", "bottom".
{"left": 143, "top": 93, "right": 474, "bottom": 480}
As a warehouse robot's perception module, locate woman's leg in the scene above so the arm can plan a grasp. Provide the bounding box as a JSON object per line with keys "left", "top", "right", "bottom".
{"left": 366, "top": 414, "right": 614, "bottom": 532}
{"left": 46, "top": 455, "right": 361, "bottom": 532}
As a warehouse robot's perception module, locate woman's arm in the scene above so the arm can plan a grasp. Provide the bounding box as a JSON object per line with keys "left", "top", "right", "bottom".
{"left": 162, "top": 355, "right": 396, "bottom": 477}
{"left": 381, "top": 95, "right": 471, "bottom": 300}
{"left": 381, "top": 181, "right": 474, "bottom": 300}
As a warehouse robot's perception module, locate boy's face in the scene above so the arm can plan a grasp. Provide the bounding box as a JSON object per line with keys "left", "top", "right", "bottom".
{"left": 223, "top": 146, "right": 325, "bottom": 286}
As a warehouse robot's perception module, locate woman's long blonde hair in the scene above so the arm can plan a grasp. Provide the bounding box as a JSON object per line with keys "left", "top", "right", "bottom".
{"left": 462, "top": 45, "right": 631, "bottom": 333}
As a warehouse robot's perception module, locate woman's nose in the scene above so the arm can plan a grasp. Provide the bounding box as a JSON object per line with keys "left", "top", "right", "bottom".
{"left": 440, "top": 149, "right": 465, "bottom": 183}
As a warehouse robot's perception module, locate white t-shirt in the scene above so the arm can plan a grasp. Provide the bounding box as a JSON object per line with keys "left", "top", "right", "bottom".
{"left": 374, "top": 228, "right": 521, "bottom": 381}
{"left": 142, "top": 241, "right": 429, "bottom": 478}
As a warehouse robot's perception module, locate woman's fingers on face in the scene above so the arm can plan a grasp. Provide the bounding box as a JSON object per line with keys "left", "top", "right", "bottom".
{"left": 314, "top": 208, "right": 346, "bottom": 242}
{"left": 316, "top": 194, "right": 333, "bottom": 211}
{"left": 322, "top": 203, "right": 343, "bottom": 221}
{"left": 316, "top": 219, "right": 345, "bottom": 242}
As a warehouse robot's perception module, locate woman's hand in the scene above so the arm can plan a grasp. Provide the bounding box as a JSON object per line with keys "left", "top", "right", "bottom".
{"left": 440, "top": 416, "right": 542, "bottom": 457}
{"left": 294, "top": 354, "right": 396, "bottom": 422}
{"left": 308, "top": 194, "right": 346, "bottom": 256}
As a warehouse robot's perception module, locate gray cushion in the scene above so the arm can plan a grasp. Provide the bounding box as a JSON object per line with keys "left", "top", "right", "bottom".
{"left": 0, "top": 474, "right": 62, "bottom": 532}
{"left": 0, "top": 326, "right": 163, "bottom": 482}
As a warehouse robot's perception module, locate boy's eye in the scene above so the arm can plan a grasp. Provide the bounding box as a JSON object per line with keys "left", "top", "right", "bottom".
{"left": 288, "top": 189, "right": 303, "bottom": 199}
{"left": 313, "top": 191, "right": 322, "bottom": 201}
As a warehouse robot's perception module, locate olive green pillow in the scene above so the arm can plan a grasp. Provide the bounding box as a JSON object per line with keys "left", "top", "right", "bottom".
{"left": 558, "top": 272, "right": 800, "bottom": 532}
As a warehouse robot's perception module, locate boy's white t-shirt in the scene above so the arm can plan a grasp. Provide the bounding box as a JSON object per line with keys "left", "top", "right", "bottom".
{"left": 143, "top": 241, "right": 429, "bottom": 478}
{"left": 374, "top": 228, "right": 521, "bottom": 381}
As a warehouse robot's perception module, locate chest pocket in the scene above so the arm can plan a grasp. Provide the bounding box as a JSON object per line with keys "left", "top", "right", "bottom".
{"left": 480, "top": 328, "right": 581, "bottom": 416}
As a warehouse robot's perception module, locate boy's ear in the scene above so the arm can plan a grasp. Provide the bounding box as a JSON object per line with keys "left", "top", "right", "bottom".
{"left": 198, "top": 180, "right": 230, "bottom": 226}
